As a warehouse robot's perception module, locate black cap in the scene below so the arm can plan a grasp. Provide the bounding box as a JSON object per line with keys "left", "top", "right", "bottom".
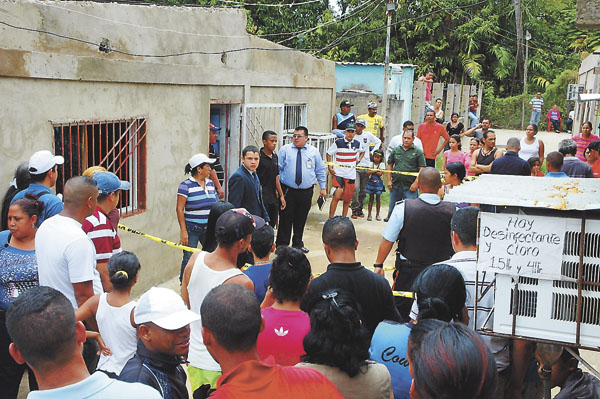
{"left": 215, "top": 208, "right": 266, "bottom": 243}
{"left": 340, "top": 100, "right": 354, "bottom": 108}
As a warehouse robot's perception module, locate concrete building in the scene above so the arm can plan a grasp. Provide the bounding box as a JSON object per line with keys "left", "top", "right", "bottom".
{"left": 0, "top": 0, "right": 336, "bottom": 293}
{"left": 335, "top": 62, "right": 415, "bottom": 142}
{"left": 575, "top": 49, "right": 600, "bottom": 135}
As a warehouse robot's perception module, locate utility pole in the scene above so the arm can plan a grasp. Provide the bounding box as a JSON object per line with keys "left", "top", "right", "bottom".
{"left": 521, "top": 30, "right": 531, "bottom": 128}
{"left": 381, "top": 0, "right": 396, "bottom": 142}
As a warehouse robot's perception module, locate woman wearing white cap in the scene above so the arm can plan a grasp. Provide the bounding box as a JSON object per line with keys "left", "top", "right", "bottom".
{"left": 176, "top": 154, "right": 218, "bottom": 282}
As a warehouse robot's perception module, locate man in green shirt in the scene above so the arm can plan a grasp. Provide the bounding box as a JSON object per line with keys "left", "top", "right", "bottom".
{"left": 385, "top": 129, "right": 426, "bottom": 220}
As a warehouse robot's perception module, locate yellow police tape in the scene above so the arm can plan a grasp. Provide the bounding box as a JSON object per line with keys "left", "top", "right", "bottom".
{"left": 325, "top": 162, "right": 420, "bottom": 177}
{"left": 117, "top": 224, "right": 414, "bottom": 298}
{"left": 117, "top": 224, "right": 200, "bottom": 253}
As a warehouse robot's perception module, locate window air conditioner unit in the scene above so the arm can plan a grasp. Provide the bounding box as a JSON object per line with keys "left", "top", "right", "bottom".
{"left": 493, "top": 218, "right": 600, "bottom": 346}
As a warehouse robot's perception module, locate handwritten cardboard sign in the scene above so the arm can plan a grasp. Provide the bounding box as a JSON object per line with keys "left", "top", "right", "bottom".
{"left": 477, "top": 213, "right": 566, "bottom": 280}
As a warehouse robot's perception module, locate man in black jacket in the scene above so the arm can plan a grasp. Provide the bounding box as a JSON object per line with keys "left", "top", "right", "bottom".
{"left": 228, "top": 146, "right": 269, "bottom": 222}
{"left": 119, "top": 287, "right": 200, "bottom": 399}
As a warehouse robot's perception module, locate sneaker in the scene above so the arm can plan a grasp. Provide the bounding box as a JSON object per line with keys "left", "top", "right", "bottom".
{"left": 367, "top": 216, "right": 372, "bottom": 221}
{"left": 383, "top": 217, "right": 389, "bottom": 222}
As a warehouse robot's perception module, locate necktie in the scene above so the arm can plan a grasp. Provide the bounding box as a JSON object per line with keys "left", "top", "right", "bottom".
{"left": 295, "top": 147, "right": 303, "bottom": 186}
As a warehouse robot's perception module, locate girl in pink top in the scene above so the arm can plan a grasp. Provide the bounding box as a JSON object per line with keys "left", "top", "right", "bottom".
{"left": 257, "top": 247, "right": 311, "bottom": 366}
{"left": 464, "top": 138, "right": 480, "bottom": 177}
{"left": 443, "top": 134, "right": 466, "bottom": 167}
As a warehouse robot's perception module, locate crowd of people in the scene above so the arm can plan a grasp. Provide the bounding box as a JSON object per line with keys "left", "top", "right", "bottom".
{"left": 2, "top": 100, "right": 600, "bottom": 399}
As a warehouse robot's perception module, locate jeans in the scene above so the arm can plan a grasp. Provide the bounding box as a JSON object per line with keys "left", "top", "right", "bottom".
{"left": 468, "top": 111, "right": 479, "bottom": 128}
{"left": 550, "top": 119, "right": 560, "bottom": 132}
{"left": 180, "top": 222, "right": 207, "bottom": 282}
{"left": 351, "top": 170, "right": 369, "bottom": 214}
{"left": 530, "top": 110, "right": 541, "bottom": 126}
{"left": 387, "top": 187, "right": 418, "bottom": 218}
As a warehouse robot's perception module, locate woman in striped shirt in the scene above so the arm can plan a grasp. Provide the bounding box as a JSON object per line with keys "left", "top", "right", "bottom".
{"left": 176, "top": 153, "right": 218, "bottom": 281}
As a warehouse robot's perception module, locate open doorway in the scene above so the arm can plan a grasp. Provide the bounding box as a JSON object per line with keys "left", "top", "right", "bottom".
{"left": 209, "top": 103, "right": 241, "bottom": 197}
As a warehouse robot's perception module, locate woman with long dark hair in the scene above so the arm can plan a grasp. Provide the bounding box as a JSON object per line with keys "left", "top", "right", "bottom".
{"left": 297, "top": 289, "right": 392, "bottom": 398}
{"left": 176, "top": 154, "right": 218, "bottom": 281}
{"left": 202, "top": 201, "right": 234, "bottom": 253}
{"left": 0, "top": 195, "right": 43, "bottom": 398}
{"left": 369, "top": 264, "right": 468, "bottom": 399}
{"left": 256, "top": 247, "right": 311, "bottom": 366}
{"left": 408, "top": 319, "right": 498, "bottom": 399}
{"left": 0, "top": 162, "right": 31, "bottom": 231}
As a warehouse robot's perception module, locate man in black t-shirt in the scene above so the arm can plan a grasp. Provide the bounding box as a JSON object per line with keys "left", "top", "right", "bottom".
{"left": 301, "top": 216, "right": 401, "bottom": 334}
{"left": 257, "top": 131, "right": 286, "bottom": 228}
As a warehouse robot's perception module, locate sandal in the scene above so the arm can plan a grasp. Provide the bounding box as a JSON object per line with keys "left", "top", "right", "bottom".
{"left": 367, "top": 216, "right": 372, "bottom": 221}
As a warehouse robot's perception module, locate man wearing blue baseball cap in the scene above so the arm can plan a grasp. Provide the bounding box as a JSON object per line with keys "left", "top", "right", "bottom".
{"left": 82, "top": 171, "right": 131, "bottom": 292}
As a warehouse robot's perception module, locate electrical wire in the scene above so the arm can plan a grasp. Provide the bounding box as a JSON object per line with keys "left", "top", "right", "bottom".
{"left": 40, "top": 2, "right": 249, "bottom": 38}
{"left": 313, "top": 0, "right": 383, "bottom": 51}
{"left": 214, "top": 0, "right": 321, "bottom": 6}
{"left": 314, "top": 0, "right": 489, "bottom": 55}
{"left": 0, "top": 20, "right": 315, "bottom": 57}
{"left": 0, "top": 0, "right": 488, "bottom": 59}
{"left": 272, "top": 0, "right": 380, "bottom": 44}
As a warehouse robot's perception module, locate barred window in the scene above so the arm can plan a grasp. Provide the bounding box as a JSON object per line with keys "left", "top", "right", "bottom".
{"left": 52, "top": 117, "right": 147, "bottom": 217}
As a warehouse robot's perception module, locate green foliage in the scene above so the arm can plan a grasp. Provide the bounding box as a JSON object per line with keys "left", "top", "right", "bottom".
{"left": 148, "top": 0, "right": 589, "bottom": 103}
{"left": 483, "top": 93, "right": 529, "bottom": 130}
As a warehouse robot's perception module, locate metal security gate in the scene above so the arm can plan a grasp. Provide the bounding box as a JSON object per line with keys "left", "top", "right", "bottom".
{"left": 244, "top": 104, "right": 284, "bottom": 148}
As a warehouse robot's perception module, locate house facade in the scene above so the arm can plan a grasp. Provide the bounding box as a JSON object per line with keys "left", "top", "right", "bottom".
{"left": 0, "top": 0, "right": 336, "bottom": 292}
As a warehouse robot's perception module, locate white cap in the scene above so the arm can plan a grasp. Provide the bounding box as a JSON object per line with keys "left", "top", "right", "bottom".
{"left": 29, "top": 150, "right": 64, "bottom": 175}
{"left": 189, "top": 153, "right": 216, "bottom": 169}
{"left": 134, "top": 287, "right": 200, "bottom": 330}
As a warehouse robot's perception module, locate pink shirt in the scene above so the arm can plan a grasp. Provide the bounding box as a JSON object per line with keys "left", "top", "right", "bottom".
{"left": 465, "top": 152, "right": 475, "bottom": 176}
{"left": 573, "top": 133, "right": 600, "bottom": 161}
{"left": 257, "top": 307, "right": 310, "bottom": 366}
{"left": 547, "top": 109, "right": 561, "bottom": 121}
{"left": 444, "top": 150, "right": 466, "bottom": 166}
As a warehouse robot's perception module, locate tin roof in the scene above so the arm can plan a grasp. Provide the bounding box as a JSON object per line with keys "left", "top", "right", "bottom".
{"left": 444, "top": 175, "right": 600, "bottom": 210}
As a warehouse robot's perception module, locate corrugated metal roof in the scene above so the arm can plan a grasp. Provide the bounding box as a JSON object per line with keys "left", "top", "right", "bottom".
{"left": 444, "top": 175, "right": 600, "bottom": 210}
{"left": 336, "top": 62, "right": 416, "bottom": 67}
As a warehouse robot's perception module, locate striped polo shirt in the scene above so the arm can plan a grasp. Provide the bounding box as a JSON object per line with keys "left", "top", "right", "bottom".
{"left": 327, "top": 138, "right": 363, "bottom": 180}
{"left": 177, "top": 177, "right": 217, "bottom": 225}
{"left": 82, "top": 207, "right": 122, "bottom": 263}
{"left": 573, "top": 133, "right": 600, "bottom": 161}
{"left": 529, "top": 97, "right": 543, "bottom": 112}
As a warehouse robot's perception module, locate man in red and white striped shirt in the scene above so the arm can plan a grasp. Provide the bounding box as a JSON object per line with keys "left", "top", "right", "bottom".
{"left": 326, "top": 124, "right": 364, "bottom": 218}
{"left": 82, "top": 171, "right": 131, "bottom": 292}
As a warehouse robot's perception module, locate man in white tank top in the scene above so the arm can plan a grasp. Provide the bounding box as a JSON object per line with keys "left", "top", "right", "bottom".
{"left": 181, "top": 208, "right": 264, "bottom": 398}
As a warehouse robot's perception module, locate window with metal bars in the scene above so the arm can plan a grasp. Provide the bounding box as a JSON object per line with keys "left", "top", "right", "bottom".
{"left": 283, "top": 104, "right": 307, "bottom": 132}
{"left": 52, "top": 118, "right": 147, "bottom": 217}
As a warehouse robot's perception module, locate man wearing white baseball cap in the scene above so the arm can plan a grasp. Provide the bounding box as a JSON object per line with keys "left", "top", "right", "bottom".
{"left": 119, "top": 287, "right": 200, "bottom": 399}
{"left": 11, "top": 150, "right": 65, "bottom": 226}
{"left": 82, "top": 171, "right": 131, "bottom": 291}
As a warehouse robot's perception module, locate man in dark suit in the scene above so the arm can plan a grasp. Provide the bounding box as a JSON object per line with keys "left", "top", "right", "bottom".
{"left": 228, "top": 145, "right": 269, "bottom": 222}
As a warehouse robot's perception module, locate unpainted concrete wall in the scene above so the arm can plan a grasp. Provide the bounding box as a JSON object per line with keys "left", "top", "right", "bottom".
{"left": 0, "top": 0, "right": 336, "bottom": 293}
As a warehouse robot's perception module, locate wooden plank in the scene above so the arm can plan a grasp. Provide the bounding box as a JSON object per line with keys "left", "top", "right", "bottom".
{"left": 453, "top": 84, "right": 461, "bottom": 115}
{"left": 412, "top": 80, "right": 427, "bottom": 124}
{"left": 431, "top": 82, "right": 444, "bottom": 104}
{"left": 445, "top": 84, "right": 456, "bottom": 119}
{"left": 461, "top": 85, "right": 470, "bottom": 125}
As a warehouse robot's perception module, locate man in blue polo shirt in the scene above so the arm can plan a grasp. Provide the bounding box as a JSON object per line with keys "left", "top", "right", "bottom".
{"left": 12, "top": 150, "right": 64, "bottom": 226}
{"left": 490, "top": 137, "right": 530, "bottom": 176}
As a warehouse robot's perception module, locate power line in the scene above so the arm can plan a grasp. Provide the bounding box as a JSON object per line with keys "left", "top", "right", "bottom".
{"left": 270, "top": 0, "right": 380, "bottom": 44}
{"left": 214, "top": 0, "right": 322, "bottom": 6}
{"left": 314, "top": 0, "right": 489, "bottom": 55}
{"left": 0, "top": 20, "right": 316, "bottom": 57}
